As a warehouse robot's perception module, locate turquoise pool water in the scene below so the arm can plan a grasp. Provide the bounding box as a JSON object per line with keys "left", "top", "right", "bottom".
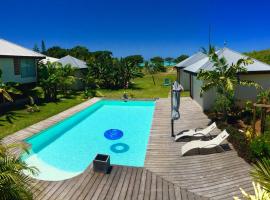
{"left": 22, "top": 100, "right": 155, "bottom": 181}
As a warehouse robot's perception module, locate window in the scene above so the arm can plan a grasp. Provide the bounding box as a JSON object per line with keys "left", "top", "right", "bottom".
{"left": 20, "top": 59, "right": 36, "bottom": 78}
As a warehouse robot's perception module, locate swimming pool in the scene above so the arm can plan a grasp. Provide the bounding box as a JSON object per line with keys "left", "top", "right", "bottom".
{"left": 22, "top": 100, "right": 155, "bottom": 181}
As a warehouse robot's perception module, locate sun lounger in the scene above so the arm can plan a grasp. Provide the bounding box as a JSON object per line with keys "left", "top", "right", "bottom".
{"left": 181, "top": 130, "right": 229, "bottom": 156}
{"left": 175, "top": 122, "right": 217, "bottom": 141}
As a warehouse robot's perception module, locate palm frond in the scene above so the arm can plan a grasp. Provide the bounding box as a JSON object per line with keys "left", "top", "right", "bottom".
{"left": 251, "top": 158, "right": 270, "bottom": 192}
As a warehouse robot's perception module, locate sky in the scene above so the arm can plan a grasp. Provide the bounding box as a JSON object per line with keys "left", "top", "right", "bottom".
{"left": 1, "top": 0, "right": 270, "bottom": 59}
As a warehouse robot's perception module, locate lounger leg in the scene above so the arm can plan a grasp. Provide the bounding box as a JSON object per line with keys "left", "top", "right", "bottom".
{"left": 217, "top": 145, "right": 225, "bottom": 153}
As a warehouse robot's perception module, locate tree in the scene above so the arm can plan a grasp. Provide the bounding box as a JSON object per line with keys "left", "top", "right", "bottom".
{"left": 46, "top": 46, "right": 68, "bottom": 58}
{"left": 0, "top": 143, "right": 38, "bottom": 200}
{"left": 197, "top": 52, "right": 261, "bottom": 119}
{"left": 41, "top": 40, "right": 46, "bottom": 54}
{"left": 150, "top": 56, "right": 166, "bottom": 72}
{"left": 33, "top": 44, "right": 40, "bottom": 53}
{"left": 57, "top": 64, "right": 76, "bottom": 95}
{"left": 144, "top": 61, "right": 158, "bottom": 85}
{"left": 200, "top": 44, "right": 216, "bottom": 56}
{"left": 87, "top": 52, "right": 143, "bottom": 89}
{"left": 69, "top": 46, "right": 90, "bottom": 61}
{"left": 117, "top": 56, "right": 144, "bottom": 88}
{"left": 124, "top": 55, "right": 144, "bottom": 66}
{"left": 37, "top": 62, "right": 60, "bottom": 101}
{"left": 174, "top": 55, "right": 189, "bottom": 63}
{"left": 37, "top": 62, "right": 76, "bottom": 101}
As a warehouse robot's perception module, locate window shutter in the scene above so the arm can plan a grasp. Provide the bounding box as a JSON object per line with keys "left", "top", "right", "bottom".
{"left": 14, "top": 58, "right": 20, "bottom": 75}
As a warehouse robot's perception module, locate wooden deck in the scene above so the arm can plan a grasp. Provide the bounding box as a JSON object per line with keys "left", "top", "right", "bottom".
{"left": 145, "top": 98, "right": 253, "bottom": 199}
{"left": 1, "top": 97, "right": 253, "bottom": 199}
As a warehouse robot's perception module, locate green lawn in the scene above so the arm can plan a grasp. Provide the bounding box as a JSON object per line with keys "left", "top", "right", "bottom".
{"left": 98, "top": 71, "right": 190, "bottom": 98}
{"left": 0, "top": 94, "right": 85, "bottom": 139}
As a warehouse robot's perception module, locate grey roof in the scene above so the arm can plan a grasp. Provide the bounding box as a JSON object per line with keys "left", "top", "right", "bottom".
{"left": 57, "top": 55, "right": 88, "bottom": 69}
{"left": 175, "top": 52, "right": 207, "bottom": 68}
{"left": 0, "top": 39, "right": 45, "bottom": 58}
{"left": 184, "top": 47, "right": 270, "bottom": 74}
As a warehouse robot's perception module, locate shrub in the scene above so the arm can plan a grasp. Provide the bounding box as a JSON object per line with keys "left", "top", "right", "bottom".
{"left": 234, "top": 182, "right": 270, "bottom": 200}
{"left": 0, "top": 143, "right": 38, "bottom": 200}
{"left": 226, "top": 125, "right": 253, "bottom": 162}
{"left": 251, "top": 158, "right": 270, "bottom": 192}
{"left": 250, "top": 134, "right": 270, "bottom": 160}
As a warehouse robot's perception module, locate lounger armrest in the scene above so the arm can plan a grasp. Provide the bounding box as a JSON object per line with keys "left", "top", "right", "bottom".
{"left": 201, "top": 143, "right": 219, "bottom": 149}
{"left": 193, "top": 132, "right": 206, "bottom": 137}
{"left": 195, "top": 128, "right": 203, "bottom": 132}
{"left": 175, "top": 129, "right": 192, "bottom": 136}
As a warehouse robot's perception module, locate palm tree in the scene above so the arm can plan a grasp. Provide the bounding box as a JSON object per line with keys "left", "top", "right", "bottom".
{"left": 197, "top": 52, "right": 261, "bottom": 118}
{"left": 201, "top": 44, "right": 216, "bottom": 56}
{"left": 0, "top": 143, "right": 38, "bottom": 200}
{"left": 251, "top": 158, "right": 270, "bottom": 192}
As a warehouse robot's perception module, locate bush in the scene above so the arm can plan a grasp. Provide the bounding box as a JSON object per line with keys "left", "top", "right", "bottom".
{"left": 83, "top": 89, "right": 97, "bottom": 99}
{"left": 227, "top": 125, "right": 253, "bottom": 162}
{"left": 250, "top": 134, "right": 270, "bottom": 160}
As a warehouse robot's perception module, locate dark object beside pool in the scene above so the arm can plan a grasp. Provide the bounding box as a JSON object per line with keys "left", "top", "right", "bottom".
{"left": 93, "top": 154, "right": 111, "bottom": 173}
{"left": 104, "top": 129, "right": 123, "bottom": 140}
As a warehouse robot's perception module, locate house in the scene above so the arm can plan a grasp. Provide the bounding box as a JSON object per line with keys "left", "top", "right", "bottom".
{"left": 57, "top": 55, "right": 88, "bottom": 90}
{"left": 40, "top": 56, "right": 59, "bottom": 64}
{"left": 175, "top": 47, "right": 270, "bottom": 110}
{"left": 0, "top": 39, "right": 45, "bottom": 84}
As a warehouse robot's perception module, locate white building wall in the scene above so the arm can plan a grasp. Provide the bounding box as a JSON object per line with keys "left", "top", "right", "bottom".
{"left": 235, "top": 74, "right": 270, "bottom": 102}
{"left": 0, "top": 58, "right": 36, "bottom": 83}
{"left": 180, "top": 69, "right": 190, "bottom": 90}
{"left": 191, "top": 74, "right": 216, "bottom": 111}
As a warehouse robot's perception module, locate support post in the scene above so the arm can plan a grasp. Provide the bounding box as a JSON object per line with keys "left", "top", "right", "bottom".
{"left": 252, "top": 105, "right": 256, "bottom": 137}
{"left": 171, "top": 84, "right": 174, "bottom": 137}
{"left": 261, "top": 107, "right": 266, "bottom": 135}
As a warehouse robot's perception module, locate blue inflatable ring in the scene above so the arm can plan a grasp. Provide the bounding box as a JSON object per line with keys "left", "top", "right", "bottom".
{"left": 104, "top": 129, "right": 123, "bottom": 140}
{"left": 110, "top": 143, "right": 129, "bottom": 153}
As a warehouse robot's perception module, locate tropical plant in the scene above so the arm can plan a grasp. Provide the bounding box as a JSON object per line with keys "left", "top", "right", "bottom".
{"left": 37, "top": 62, "right": 60, "bottom": 101}
{"left": 57, "top": 64, "right": 76, "bottom": 95}
{"left": 257, "top": 90, "right": 270, "bottom": 104}
{"left": 251, "top": 158, "right": 270, "bottom": 192}
{"left": 200, "top": 44, "right": 216, "bottom": 56}
{"left": 197, "top": 52, "right": 261, "bottom": 118}
{"left": 37, "top": 62, "right": 76, "bottom": 100}
{"left": 0, "top": 143, "right": 38, "bottom": 200}
{"left": 0, "top": 70, "right": 21, "bottom": 103}
{"left": 250, "top": 135, "right": 270, "bottom": 160}
{"left": 26, "top": 96, "right": 40, "bottom": 113}
{"left": 144, "top": 61, "right": 158, "bottom": 85}
{"left": 234, "top": 182, "right": 270, "bottom": 200}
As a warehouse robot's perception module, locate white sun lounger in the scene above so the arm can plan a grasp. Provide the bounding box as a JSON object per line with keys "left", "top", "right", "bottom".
{"left": 175, "top": 122, "right": 217, "bottom": 141}
{"left": 181, "top": 130, "right": 229, "bottom": 156}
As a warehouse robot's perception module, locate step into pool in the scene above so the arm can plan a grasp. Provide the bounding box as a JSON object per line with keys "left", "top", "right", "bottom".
{"left": 22, "top": 100, "right": 155, "bottom": 181}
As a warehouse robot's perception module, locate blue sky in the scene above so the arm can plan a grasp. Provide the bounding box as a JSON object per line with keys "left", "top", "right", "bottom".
{"left": 1, "top": 0, "right": 270, "bottom": 58}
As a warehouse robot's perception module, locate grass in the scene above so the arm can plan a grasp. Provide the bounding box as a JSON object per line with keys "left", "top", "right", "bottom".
{"left": 98, "top": 70, "right": 190, "bottom": 98}
{"left": 0, "top": 94, "right": 85, "bottom": 139}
